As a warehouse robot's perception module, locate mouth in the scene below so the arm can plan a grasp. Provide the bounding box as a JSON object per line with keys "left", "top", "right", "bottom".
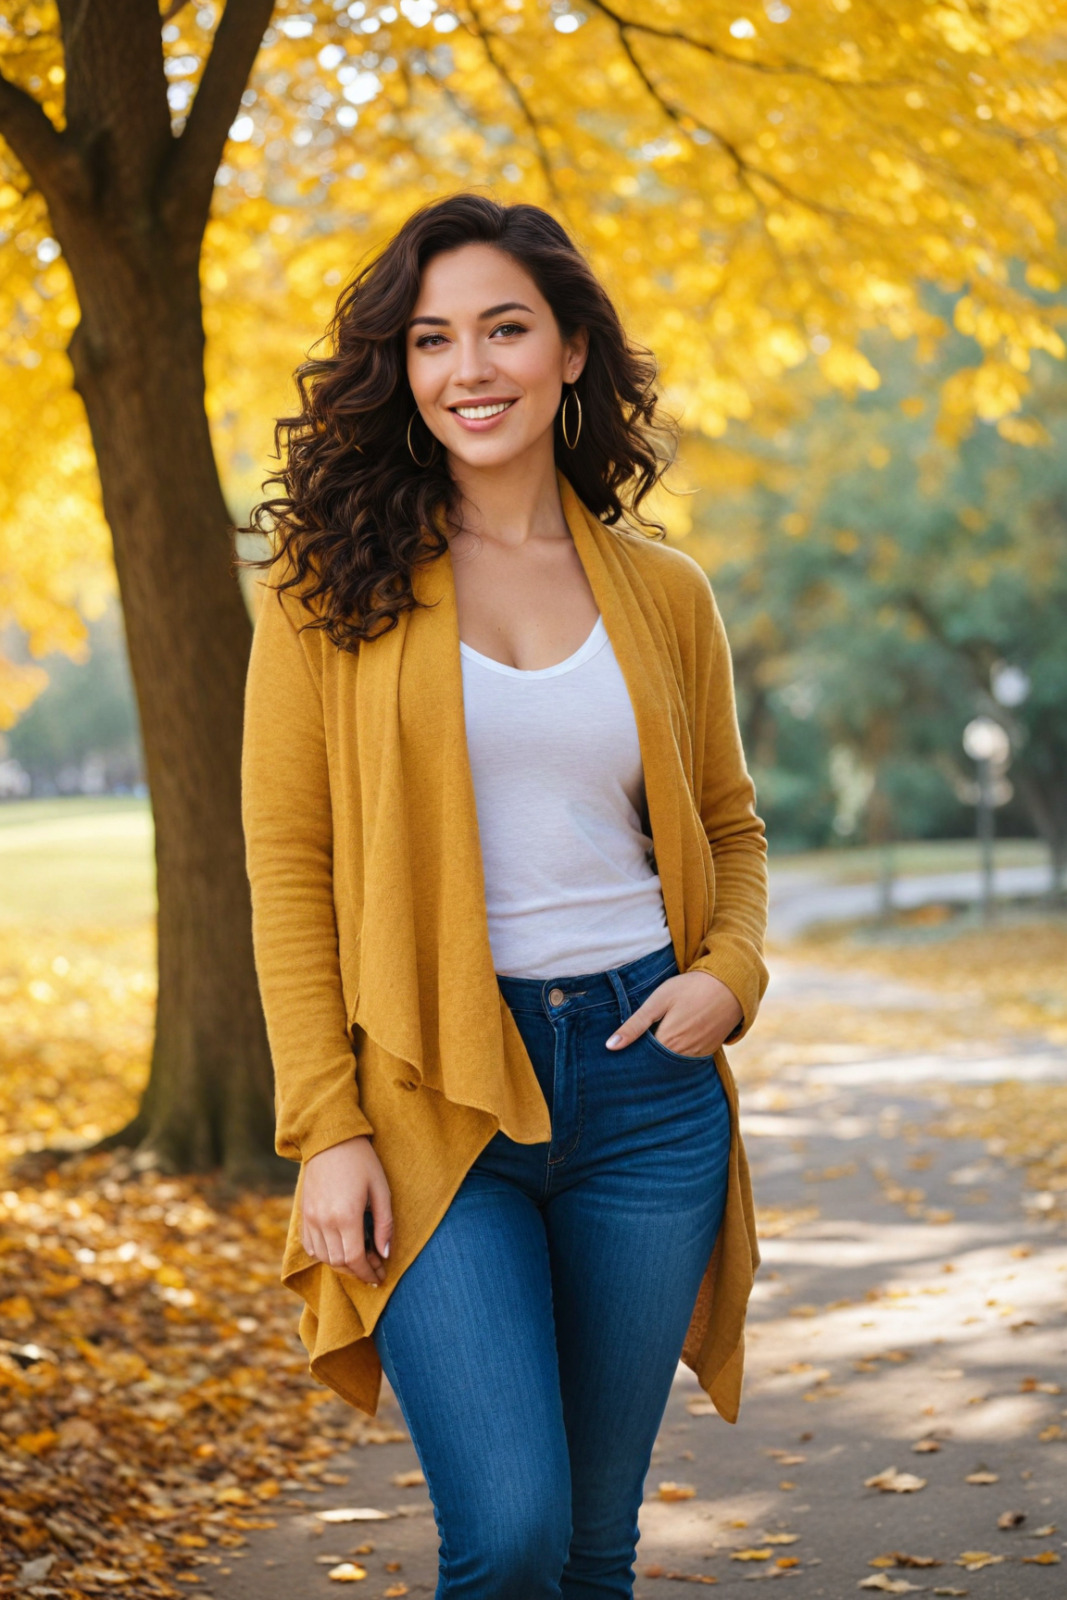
{"left": 447, "top": 398, "right": 519, "bottom": 426}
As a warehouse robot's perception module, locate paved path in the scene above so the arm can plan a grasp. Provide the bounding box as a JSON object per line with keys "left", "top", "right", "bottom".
{"left": 202, "top": 945, "right": 1066, "bottom": 1600}
{"left": 769, "top": 865, "right": 1056, "bottom": 940}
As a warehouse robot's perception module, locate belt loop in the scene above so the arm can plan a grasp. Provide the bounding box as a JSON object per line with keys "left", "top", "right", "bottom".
{"left": 606, "top": 966, "right": 632, "bottom": 1024}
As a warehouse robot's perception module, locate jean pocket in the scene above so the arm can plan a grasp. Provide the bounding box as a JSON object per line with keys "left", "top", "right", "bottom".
{"left": 644, "top": 1022, "right": 719, "bottom": 1067}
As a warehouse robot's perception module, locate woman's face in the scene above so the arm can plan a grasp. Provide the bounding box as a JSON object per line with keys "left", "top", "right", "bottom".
{"left": 405, "top": 242, "right": 587, "bottom": 472}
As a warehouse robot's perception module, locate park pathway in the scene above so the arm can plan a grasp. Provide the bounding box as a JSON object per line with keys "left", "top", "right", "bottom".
{"left": 208, "top": 955, "right": 1067, "bottom": 1600}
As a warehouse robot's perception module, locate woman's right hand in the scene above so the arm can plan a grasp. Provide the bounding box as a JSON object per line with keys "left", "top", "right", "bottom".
{"left": 300, "top": 1135, "right": 393, "bottom": 1287}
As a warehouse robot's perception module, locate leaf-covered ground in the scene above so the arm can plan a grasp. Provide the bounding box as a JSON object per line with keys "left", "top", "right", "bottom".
{"left": 0, "top": 923, "right": 405, "bottom": 1599}
{"left": 754, "top": 906, "right": 1067, "bottom": 1224}
{"left": 2, "top": 901, "right": 1065, "bottom": 1597}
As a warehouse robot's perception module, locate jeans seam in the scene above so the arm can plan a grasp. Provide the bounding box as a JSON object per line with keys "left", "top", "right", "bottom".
{"left": 547, "top": 1017, "right": 583, "bottom": 1168}
{"left": 375, "top": 1318, "right": 454, "bottom": 1590}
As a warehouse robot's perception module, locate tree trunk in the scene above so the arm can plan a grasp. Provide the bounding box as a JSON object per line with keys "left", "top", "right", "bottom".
{"left": 0, "top": 0, "right": 288, "bottom": 1187}
{"left": 61, "top": 230, "right": 286, "bottom": 1185}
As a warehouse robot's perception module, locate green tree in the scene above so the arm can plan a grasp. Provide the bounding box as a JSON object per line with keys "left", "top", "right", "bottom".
{"left": 692, "top": 294, "right": 1067, "bottom": 886}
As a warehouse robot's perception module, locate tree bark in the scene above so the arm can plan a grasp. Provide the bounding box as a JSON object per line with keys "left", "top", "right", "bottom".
{"left": 1, "top": 0, "right": 288, "bottom": 1185}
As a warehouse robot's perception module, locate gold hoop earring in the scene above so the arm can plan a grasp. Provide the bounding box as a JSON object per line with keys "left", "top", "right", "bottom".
{"left": 561, "top": 387, "right": 582, "bottom": 451}
{"left": 407, "top": 410, "right": 436, "bottom": 468}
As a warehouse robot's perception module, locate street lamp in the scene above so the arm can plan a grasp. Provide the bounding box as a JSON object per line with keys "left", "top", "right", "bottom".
{"left": 962, "top": 716, "right": 1011, "bottom": 922}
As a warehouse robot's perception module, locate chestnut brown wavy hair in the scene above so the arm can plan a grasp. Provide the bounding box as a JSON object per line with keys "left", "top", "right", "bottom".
{"left": 239, "top": 192, "right": 678, "bottom": 648}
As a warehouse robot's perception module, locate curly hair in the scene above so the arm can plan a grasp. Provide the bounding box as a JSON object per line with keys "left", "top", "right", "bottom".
{"left": 240, "top": 192, "right": 678, "bottom": 649}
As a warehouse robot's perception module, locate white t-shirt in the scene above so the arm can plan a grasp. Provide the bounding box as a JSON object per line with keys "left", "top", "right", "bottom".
{"left": 459, "top": 613, "right": 671, "bottom": 978}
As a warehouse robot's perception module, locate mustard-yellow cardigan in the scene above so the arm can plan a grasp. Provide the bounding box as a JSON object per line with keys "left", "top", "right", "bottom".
{"left": 241, "top": 469, "right": 769, "bottom": 1423}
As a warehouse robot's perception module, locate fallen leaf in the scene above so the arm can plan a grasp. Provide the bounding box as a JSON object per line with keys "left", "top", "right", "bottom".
{"left": 687, "top": 1398, "right": 718, "bottom": 1415}
{"left": 390, "top": 1470, "right": 426, "bottom": 1488}
{"left": 955, "top": 1552, "right": 1005, "bottom": 1571}
{"left": 869, "top": 1553, "right": 942, "bottom": 1569}
{"left": 931, "top": 1590, "right": 968, "bottom": 1597}
{"left": 865, "top": 1468, "right": 927, "bottom": 1493}
{"left": 911, "top": 1439, "right": 941, "bottom": 1454}
{"left": 731, "top": 1549, "right": 771, "bottom": 1561}
{"left": 1037, "top": 1424, "right": 1064, "bottom": 1441}
{"left": 1021, "top": 1551, "right": 1061, "bottom": 1565}
{"left": 996, "top": 1510, "right": 1025, "bottom": 1529}
{"left": 858, "top": 1578, "right": 924, "bottom": 1593}
{"left": 964, "top": 1471, "right": 998, "bottom": 1484}
{"left": 764, "top": 1534, "right": 799, "bottom": 1545}
{"left": 384, "top": 1587, "right": 410, "bottom": 1597}
{"left": 317, "top": 1508, "right": 394, "bottom": 1523}
{"left": 327, "top": 1563, "right": 368, "bottom": 1582}
{"left": 657, "top": 1482, "right": 697, "bottom": 1502}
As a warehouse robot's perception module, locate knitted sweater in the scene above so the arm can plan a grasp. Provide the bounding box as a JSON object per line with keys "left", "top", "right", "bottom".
{"left": 240, "top": 468, "right": 769, "bottom": 1422}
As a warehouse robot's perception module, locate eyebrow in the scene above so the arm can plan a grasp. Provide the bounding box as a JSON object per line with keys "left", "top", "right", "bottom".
{"left": 407, "top": 301, "right": 536, "bottom": 329}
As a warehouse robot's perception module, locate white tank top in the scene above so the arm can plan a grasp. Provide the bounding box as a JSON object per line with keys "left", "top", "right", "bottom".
{"left": 459, "top": 613, "right": 671, "bottom": 979}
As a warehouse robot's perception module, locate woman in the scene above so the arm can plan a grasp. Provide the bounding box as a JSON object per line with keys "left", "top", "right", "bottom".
{"left": 241, "top": 193, "right": 768, "bottom": 1599}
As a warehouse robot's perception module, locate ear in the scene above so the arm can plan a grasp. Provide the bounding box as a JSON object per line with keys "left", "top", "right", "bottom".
{"left": 564, "top": 326, "right": 589, "bottom": 384}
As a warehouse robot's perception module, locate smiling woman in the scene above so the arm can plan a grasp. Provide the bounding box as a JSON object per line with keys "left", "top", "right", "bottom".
{"left": 238, "top": 193, "right": 768, "bottom": 1600}
{"left": 240, "top": 193, "right": 672, "bottom": 648}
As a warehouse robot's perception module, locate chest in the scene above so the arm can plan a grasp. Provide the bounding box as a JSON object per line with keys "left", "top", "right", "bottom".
{"left": 458, "top": 622, "right": 646, "bottom": 810}
{"left": 448, "top": 530, "right": 600, "bottom": 671}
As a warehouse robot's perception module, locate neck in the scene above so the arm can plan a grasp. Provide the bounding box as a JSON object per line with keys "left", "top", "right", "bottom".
{"left": 446, "top": 443, "right": 570, "bottom": 548}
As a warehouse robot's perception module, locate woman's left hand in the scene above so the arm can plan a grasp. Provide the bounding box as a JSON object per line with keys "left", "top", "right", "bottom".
{"left": 605, "top": 970, "right": 743, "bottom": 1058}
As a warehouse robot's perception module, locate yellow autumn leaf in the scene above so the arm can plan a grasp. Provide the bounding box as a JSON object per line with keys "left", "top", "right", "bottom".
{"left": 865, "top": 1467, "right": 927, "bottom": 1493}
{"left": 657, "top": 1481, "right": 697, "bottom": 1502}
{"left": 15, "top": 1429, "right": 58, "bottom": 1455}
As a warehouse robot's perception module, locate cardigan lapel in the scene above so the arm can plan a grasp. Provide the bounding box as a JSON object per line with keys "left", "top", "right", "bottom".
{"left": 346, "top": 469, "right": 708, "bottom": 1137}
{"left": 557, "top": 471, "right": 705, "bottom": 969}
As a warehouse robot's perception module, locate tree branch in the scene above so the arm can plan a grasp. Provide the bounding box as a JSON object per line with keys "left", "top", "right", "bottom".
{"left": 588, "top": 0, "right": 916, "bottom": 92}
{"left": 610, "top": 21, "right": 855, "bottom": 226}
{"left": 160, "top": 0, "right": 275, "bottom": 241}
{"left": 463, "top": 0, "right": 562, "bottom": 205}
{"left": 0, "top": 65, "right": 75, "bottom": 202}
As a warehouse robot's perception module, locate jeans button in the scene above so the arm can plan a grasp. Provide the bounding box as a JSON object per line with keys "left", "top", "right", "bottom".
{"left": 548, "top": 987, "right": 565, "bottom": 1006}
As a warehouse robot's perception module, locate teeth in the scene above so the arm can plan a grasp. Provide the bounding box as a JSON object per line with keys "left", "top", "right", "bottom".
{"left": 452, "top": 401, "right": 513, "bottom": 419}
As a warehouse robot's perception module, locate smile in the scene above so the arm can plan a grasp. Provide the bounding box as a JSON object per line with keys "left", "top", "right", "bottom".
{"left": 448, "top": 400, "right": 517, "bottom": 420}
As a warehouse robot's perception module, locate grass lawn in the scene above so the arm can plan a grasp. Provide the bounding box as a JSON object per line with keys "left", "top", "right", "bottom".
{"left": 0, "top": 795, "right": 154, "bottom": 927}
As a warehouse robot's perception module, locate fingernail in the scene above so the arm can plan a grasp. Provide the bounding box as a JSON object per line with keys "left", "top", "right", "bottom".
{"left": 606, "top": 1033, "right": 622, "bottom": 1049}
{"left": 383, "top": 1241, "right": 390, "bottom": 1258}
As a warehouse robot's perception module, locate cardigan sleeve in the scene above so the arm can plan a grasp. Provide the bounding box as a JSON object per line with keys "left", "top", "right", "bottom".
{"left": 685, "top": 578, "right": 770, "bottom": 1044}
{"left": 241, "top": 577, "right": 376, "bottom": 1162}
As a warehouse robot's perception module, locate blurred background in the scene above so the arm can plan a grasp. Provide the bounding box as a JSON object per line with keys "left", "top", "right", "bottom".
{"left": 1, "top": 3, "right": 1066, "bottom": 1595}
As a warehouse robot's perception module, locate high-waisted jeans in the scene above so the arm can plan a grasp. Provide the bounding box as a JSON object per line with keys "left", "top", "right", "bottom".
{"left": 371, "top": 939, "right": 731, "bottom": 1599}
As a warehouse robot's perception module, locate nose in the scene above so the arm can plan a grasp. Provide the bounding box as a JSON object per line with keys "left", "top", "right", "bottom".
{"left": 453, "top": 331, "right": 497, "bottom": 388}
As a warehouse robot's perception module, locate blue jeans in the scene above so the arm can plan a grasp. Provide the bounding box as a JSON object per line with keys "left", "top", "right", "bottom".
{"left": 372, "top": 940, "right": 731, "bottom": 1599}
